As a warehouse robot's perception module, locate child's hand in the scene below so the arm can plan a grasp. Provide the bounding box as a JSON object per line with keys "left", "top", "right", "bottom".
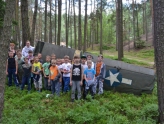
{"left": 15, "top": 71, "right": 17, "bottom": 74}
{"left": 48, "top": 79, "right": 50, "bottom": 83}
{"left": 59, "top": 78, "right": 62, "bottom": 83}
{"left": 6, "top": 71, "right": 8, "bottom": 75}
{"left": 70, "top": 81, "right": 72, "bottom": 86}
{"left": 80, "top": 81, "right": 83, "bottom": 86}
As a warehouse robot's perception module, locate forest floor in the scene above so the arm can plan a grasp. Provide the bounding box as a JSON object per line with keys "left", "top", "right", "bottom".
{"left": 87, "top": 44, "right": 154, "bottom": 68}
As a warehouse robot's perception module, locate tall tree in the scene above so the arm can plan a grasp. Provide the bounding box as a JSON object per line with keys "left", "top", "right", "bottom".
{"left": 0, "top": 0, "right": 16, "bottom": 119}
{"left": 30, "top": 0, "right": 38, "bottom": 46}
{"left": 83, "top": 0, "right": 87, "bottom": 52}
{"left": 65, "top": 0, "right": 68, "bottom": 47}
{"left": 116, "top": 0, "right": 123, "bottom": 60}
{"left": 78, "top": 0, "right": 81, "bottom": 50}
{"left": 57, "top": 0, "right": 62, "bottom": 45}
{"left": 73, "top": 0, "right": 77, "bottom": 49}
{"left": 49, "top": 0, "right": 52, "bottom": 43}
{"left": 44, "top": 0, "right": 47, "bottom": 42}
{"left": 54, "top": 0, "right": 57, "bottom": 44}
{"left": 99, "top": 0, "right": 103, "bottom": 54}
{"left": 153, "top": 0, "right": 164, "bottom": 123}
{"left": 15, "top": 0, "right": 21, "bottom": 48}
{"left": 132, "top": 0, "right": 136, "bottom": 48}
{"left": 21, "top": 0, "right": 30, "bottom": 47}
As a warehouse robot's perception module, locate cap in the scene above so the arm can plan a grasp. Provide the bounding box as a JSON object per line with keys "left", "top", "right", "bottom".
{"left": 81, "top": 55, "right": 87, "bottom": 59}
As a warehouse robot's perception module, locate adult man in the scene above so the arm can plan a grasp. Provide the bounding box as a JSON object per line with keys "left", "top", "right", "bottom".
{"left": 22, "top": 40, "right": 35, "bottom": 57}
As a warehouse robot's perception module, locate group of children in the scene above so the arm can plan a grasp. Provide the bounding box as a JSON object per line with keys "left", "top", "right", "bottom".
{"left": 6, "top": 47, "right": 106, "bottom": 101}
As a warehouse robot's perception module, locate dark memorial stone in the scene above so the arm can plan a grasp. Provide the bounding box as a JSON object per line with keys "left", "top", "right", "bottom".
{"left": 34, "top": 41, "right": 81, "bottom": 61}
{"left": 34, "top": 41, "right": 155, "bottom": 94}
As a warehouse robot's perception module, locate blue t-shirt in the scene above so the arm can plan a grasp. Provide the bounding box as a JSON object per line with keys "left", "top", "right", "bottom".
{"left": 84, "top": 68, "right": 96, "bottom": 81}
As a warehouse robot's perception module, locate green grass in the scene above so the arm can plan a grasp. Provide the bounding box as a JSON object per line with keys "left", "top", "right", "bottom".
{"left": 2, "top": 84, "right": 158, "bottom": 124}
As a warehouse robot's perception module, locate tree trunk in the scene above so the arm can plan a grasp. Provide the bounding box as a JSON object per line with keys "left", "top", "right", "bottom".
{"left": 83, "top": 0, "right": 87, "bottom": 52}
{"left": 0, "top": 0, "right": 16, "bottom": 120}
{"left": 44, "top": 0, "right": 47, "bottom": 42}
{"left": 145, "top": 0, "right": 148, "bottom": 41}
{"left": 132, "top": 0, "right": 136, "bottom": 48}
{"left": 136, "top": 3, "right": 139, "bottom": 39}
{"left": 100, "top": 0, "right": 103, "bottom": 54}
{"left": 65, "top": 0, "right": 68, "bottom": 47}
{"left": 21, "top": 0, "right": 30, "bottom": 47}
{"left": 153, "top": 0, "right": 164, "bottom": 123}
{"left": 54, "top": 0, "right": 57, "bottom": 44}
{"left": 57, "top": 0, "right": 62, "bottom": 45}
{"left": 116, "top": 0, "right": 123, "bottom": 60}
{"left": 15, "top": 0, "right": 21, "bottom": 48}
{"left": 78, "top": 0, "right": 81, "bottom": 50}
{"left": 73, "top": 0, "right": 77, "bottom": 49}
{"left": 30, "top": 0, "right": 38, "bottom": 46}
{"left": 49, "top": 0, "right": 52, "bottom": 43}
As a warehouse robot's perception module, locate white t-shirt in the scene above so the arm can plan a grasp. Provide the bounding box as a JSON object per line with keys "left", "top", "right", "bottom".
{"left": 81, "top": 64, "right": 88, "bottom": 73}
{"left": 22, "top": 46, "right": 35, "bottom": 57}
{"left": 62, "top": 63, "right": 72, "bottom": 77}
{"left": 57, "top": 65, "right": 62, "bottom": 70}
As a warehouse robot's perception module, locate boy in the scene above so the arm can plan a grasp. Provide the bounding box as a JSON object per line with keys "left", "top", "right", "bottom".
{"left": 61, "top": 55, "right": 72, "bottom": 92}
{"left": 48, "top": 59, "right": 62, "bottom": 96}
{"left": 51, "top": 53, "right": 56, "bottom": 60}
{"left": 84, "top": 60, "right": 96, "bottom": 99}
{"left": 42, "top": 55, "right": 51, "bottom": 90}
{"left": 86, "top": 54, "right": 94, "bottom": 69}
{"left": 38, "top": 53, "right": 43, "bottom": 64}
{"left": 81, "top": 55, "right": 88, "bottom": 98}
{"left": 32, "top": 56, "right": 42, "bottom": 92}
{"left": 17, "top": 52, "right": 24, "bottom": 85}
{"left": 6, "top": 51, "right": 19, "bottom": 87}
{"left": 21, "top": 57, "right": 32, "bottom": 92}
{"left": 70, "top": 55, "right": 83, "bottom": 102}
{"left": 27, "top": 50, "right": 34, "bottom": 64}
{"left": 94, "top": 55, "right": 106, "bottom": 95}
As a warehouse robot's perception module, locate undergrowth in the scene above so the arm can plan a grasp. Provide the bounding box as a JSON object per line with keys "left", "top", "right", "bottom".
{"left": 2, "top": 84, "right": 158, "bottom": 124}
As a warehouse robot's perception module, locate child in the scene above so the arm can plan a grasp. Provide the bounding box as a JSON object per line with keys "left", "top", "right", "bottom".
{"left": 84, "top": 60, "right": 96, "bottom": 99}
{"left": 81, "top": 55, "right": 88, "bottom": 98}
{"left": 86, "top": 54, "right": 94, "bottom": 69}
{"left": 21, "top": 57, "right": 32, "bottom": 92}
{"left": 51, "top": 53, "right": 56, "bottom": 60}
{"left": 27, "top": 50, "right": 34, "bottom": 64}
{"left": 38, "top": 53, "right": 43, "bottom": 64}
{"left": 94, "top": 55, "right": 106, "bottom": 95}
{"left": 42, "top": 55, "right": 51, "bottom": 90}
{"left": 17, "top": 52, "right": 24, "bottom": 85}
{"left": 61, "top": 55, "right": 72, "bottom": 92}
{"left": 6, "top": 51, "right": 19, "bottom": 87}
{"left": 70, "top": 55, "right": 83, "bottom": 102}
{"left": 32, "top": 56, "right": 42, "bottom": 92}
{"left": 48, "top": 59, "right": 62, "bottom": 96}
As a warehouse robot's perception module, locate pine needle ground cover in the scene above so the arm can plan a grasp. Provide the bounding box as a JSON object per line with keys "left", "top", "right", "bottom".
{"left": 2, "top": 85, "right": 158, "bottom": 124}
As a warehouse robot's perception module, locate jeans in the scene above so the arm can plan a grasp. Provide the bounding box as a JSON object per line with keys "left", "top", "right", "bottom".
{"left": 51, "top": 80, "right": 60, "bottom": 96}
{"left": 71, "top": 81, "right": 81, "bottom": 100}
{"left": 63, "top": 77, "right": 70, "bottom": 92}
{"left": 8, "top": 68, "right": 19, "bottom": 87}
{"left": 44, "top": 77, "right": 51, "bottom": 90}
{"left": 21, "top": 76, "right": 31, "bottom": 91}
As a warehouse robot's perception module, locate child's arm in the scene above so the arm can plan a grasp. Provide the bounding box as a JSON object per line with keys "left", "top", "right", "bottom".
{"left": 84, "top": 74, "right": 88, "bottom": 82}
{"left": 80, "top": 66, "right": 83, "bottom": 86}
{"left": 31, "top": 65, "right": 37, "bottom": 74}
{"left": 15, "top": 59, "right": 18, "bottom": 74}
{"left": 6, "top": 59, "right": 8, "bottom": 75}
{"left": 42, "top": 64, "right": 46, "bottom": 77}
{"left": 58, "top": 68, "right": 62, "bottom": 83}
{"left": 70, "top": 66, "right": 73, "bottom": 86}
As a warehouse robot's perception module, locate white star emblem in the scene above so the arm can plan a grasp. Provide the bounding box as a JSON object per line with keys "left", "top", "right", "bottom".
{"left": 105, "top": 70, "right": 120, "bottom": 86}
